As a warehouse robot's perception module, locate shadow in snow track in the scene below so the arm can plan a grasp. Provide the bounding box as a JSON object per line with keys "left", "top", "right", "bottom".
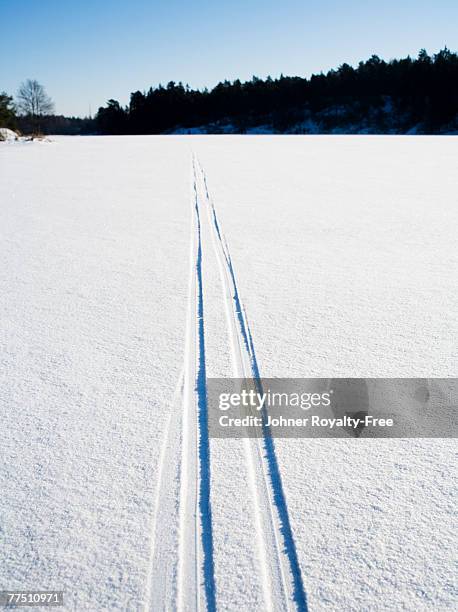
{"left": 225, "top": 248, "right": 252, "bottom": 357}
{"left": 208, "top": 194, "right": 251, "bottom": 360}
{"left": 193, "top": 177, "right": 217, "bottom": 612}
{"left": 246, "top": 319, "right": 308, "bottom": 612}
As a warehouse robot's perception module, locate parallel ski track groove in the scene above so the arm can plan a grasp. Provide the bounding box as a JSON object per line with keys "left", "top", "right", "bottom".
{"left": 145, "top": 154, "right": 307, "bottom": 611}
{"left": 143, "top": 371, "right": 184, "bottom": 612}
{"left": 196, "top": 156, "right": 308, "bottom": 612}
{"left": 177, "top": 158, "right": 216, "bottom": 612}
{"left": 194, "top": 163, "right": 217, "bottom": 612}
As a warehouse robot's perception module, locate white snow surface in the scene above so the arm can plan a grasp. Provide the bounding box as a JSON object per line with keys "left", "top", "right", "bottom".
{"left": 0, "top": 135, "right": 456, "bottom": 611}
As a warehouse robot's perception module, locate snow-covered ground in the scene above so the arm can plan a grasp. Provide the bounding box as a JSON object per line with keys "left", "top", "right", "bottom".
{"left": 0, "top": 135, "right": 456, "bottom": 611}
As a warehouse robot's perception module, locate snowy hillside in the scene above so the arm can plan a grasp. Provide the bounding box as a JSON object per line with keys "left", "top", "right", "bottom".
{"left": 0, "top": 135, "right": 456, "bottom": 611}
{"left": 0, "top": 127, "right": 19, "bottom": 141}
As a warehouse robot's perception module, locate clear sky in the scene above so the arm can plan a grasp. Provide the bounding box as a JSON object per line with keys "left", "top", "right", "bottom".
{"left": 1, "top": 0, "right": 457, "bottom": 117}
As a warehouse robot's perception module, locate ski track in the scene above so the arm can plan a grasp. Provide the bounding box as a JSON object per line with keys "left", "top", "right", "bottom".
{"left": 177, "top": 157, "right": 217, "bottom": 612}
{"left": 195, "top": 156, "right": 308, "bottom": 611}
{"left": 145, "top": 154, "right": 307, "bottom": 611}
{"left": 143, "top": 369, "right": 184, "bottom": 611}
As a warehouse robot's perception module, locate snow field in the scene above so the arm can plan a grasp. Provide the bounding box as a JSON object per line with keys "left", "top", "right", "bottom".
{"left": 1, "top": 135, "right": 456, "bottom": 611}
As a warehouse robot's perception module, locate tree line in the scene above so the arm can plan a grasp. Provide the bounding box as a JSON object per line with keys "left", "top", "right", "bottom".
{"left": 2, "top": 49, "right": 457, "bottom": 136}
{"left": 96, "top": 49, "right": 458, "bottom": 134}
{"left": 96, "top": 48, "right": 458, "bottom": 134}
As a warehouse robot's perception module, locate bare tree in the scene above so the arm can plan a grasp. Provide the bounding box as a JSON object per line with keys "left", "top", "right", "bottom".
{"left": 16, "top": 79, "right": 54, "bottom": 134}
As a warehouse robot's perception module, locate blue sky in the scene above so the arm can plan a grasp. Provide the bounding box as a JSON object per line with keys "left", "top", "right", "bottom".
{"left": 1, "top": 0, "right": 457, "bottom": 117}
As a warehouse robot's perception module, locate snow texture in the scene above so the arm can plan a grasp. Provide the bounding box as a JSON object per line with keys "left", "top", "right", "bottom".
{"left": 0, "top": 135, "right": 456, "bottom": 611}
